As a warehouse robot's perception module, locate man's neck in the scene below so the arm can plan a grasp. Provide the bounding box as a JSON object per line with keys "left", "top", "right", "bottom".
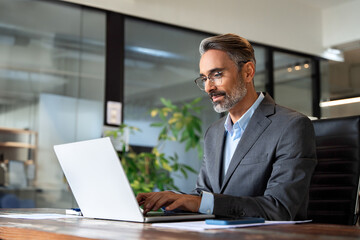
{"left": 229, "top": 91, "right": 259, "bottom": 123}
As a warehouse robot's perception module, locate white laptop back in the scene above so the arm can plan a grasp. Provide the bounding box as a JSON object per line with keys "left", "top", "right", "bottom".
{"left": 54, "top": 137, "right": 144, "bottom": 222}
{"left": 54, "top": 137, "right": 214, "bottom": 223}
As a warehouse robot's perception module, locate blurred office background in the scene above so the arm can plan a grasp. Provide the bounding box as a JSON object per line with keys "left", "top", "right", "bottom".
{"left": 0, "top": 0, "right": 359, "bottom": 208}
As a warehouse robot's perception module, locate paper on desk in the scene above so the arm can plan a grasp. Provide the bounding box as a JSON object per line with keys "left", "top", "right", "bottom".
{"left": 0, "top": 214, "right": 82, "bottom": 219}
{"left": 152, "top": 220, "right": 312, "bottom": 231}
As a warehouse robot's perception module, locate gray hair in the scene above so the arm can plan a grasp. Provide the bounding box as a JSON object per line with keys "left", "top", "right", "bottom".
{"left": 199, "top": 33, "right": 256, "bottom": 71}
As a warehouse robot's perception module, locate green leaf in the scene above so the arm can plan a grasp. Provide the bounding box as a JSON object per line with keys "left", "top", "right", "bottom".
{"left": 192, "top": 107, "right": 202, "bottom": 113}
{"left": 162, "top": 162, "right": 173, "bottom": 172}
{"left": 160, "top": 157, "right": 169, "bottom": 164}
{"left": 158, "top": 127, "right": 168, "bottom": 141}
{"left": 185, "top": 140, "right": 192, "bottom": 152}
{"left": 129, "top": 126, "right": 141, "bottom": 133}
{"left": 174, "top": 122, "right": 183, "bottom": 131}
{"left": 183, "top": 165, "right": 197, "bottom": 173}
{"left": 180, "top": 168, "right": 188, "bottom": 178}
{"left": 157, "top": 182, "right": 164, "bottom": 191}
{"left": 150, "top": 122, "right": 164, "bottom": 127}
{"left": 173, "top": 163, "right": 179, "bottom": 171}
{"left": 168, "top": 117, "right": 178, "bottom": 125}
{"left": 190, "top": 97, "right": 202, "bottom": 105}
{"left": 192, "top": 119, "right": 202, "bottom": 133}
{"left": 160, "top": 98, "right": 176, "bottom": 109}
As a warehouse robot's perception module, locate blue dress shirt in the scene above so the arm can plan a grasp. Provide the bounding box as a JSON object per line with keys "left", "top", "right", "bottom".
{"left": 199, "top": 92, "right": 265, "bottom": 214}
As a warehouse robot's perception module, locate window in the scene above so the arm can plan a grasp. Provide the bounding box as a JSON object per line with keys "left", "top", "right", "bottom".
{"left": 273, "top": 51, "right": 313, "bottom": 116}
{"left": 0, "top": 0, "right": 105, "bottom": 208}
{"left": 253, "top": 46, "right": 267, "bottom": 93}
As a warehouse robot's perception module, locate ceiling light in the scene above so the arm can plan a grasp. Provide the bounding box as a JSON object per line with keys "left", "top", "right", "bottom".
{"left": 320, "top": 96, "right": 360, "bottom": 107}
{"left": 126, "top": 46, "right": 185, "bottom": 60}
{"left": 327, "top": 48, "right": 342, "bottom": 55}
{"left": 321, "top": 48, "right": 344, "bottom": 62}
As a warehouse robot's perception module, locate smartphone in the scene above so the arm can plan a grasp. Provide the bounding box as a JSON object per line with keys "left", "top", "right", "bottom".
{"left": 205, "top": 217, "right": 265, "bottom": 225}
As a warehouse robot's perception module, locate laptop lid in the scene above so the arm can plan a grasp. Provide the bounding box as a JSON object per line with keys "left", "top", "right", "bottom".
{"left": 54, "top": 137, "right": 144, "bottom": 222}
{"left": 54, "top": 137, "right": 214, "bottom": 223}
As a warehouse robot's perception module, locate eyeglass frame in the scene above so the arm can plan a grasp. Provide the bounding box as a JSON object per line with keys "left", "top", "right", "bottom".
{"left": 194, "top": 60, "right": 250, "bottom": 91}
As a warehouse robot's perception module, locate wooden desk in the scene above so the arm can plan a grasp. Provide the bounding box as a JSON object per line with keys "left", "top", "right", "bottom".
{"left": 0, "top": 209, "right": 359, "bottom": 240}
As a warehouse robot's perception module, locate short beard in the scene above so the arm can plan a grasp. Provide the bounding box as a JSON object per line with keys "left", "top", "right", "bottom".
{"left": 211, "top": 77, "right": 247, "bottom": 113}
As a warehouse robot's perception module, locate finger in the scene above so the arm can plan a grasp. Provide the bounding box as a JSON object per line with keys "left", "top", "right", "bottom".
{"left": 143, "top": 192, "right": 165, "bottom": 213}
{"left": 136, "top": 193, "right": 149, "bottom": 204}
{"left": 138, "top": 200, "right": 146, "bottom": 207}
{"left": 165, "top": 198, "right": 184, "bottom": 211}
{"left": 151, "top": 195, "right": 175, "bottom": 211}
{"left": 136, "top": 193, "right": 145, "bottom": 202}
{"left": 143, "top": 207, "right": 150, "bottom": 215}
{"left": 166, "top": 196, "right": 200, "bottom": 212}
{"left": 143, "top": 191, "right": 175, "bottom": 213}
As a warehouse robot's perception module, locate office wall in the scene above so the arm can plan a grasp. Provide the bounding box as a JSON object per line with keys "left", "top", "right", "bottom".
{"left": 62, "top": 0, "right": 324, "bottom": 56}
{"left": 322, "top": 1, "right": 360, "bottom": 48}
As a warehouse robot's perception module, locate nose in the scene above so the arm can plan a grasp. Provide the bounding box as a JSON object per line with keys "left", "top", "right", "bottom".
{"left": 204, "top": 80, "right": 216, "bottom": 93}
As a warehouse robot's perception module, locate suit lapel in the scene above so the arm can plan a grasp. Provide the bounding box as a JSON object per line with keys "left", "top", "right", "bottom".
{"left": 220, "top": 93, "right": 275, "bottom": 192}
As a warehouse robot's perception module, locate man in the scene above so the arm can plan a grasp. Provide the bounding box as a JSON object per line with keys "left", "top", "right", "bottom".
{"left": 137, "top": 33, "right": 317, "bottom": 221}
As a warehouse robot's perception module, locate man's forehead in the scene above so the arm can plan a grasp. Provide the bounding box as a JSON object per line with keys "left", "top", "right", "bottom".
{"left": 199, "top": 67, "right": 225, "bottom": 76}
{"left": 199, "top": 50, "right": 233, "bottom": 74}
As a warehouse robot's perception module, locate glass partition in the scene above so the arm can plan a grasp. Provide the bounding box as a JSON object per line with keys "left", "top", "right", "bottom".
{"left": 320, "top": 48, "right": 360, "bottom": 118}
{"left": 273, "top": 51, "right": 313, "bottom": 116}
{"left": 124, "top": 18, "right": 220, "bottom": 192}
{"left": 0, "top": 0, "right": 105, "bottom": 208}
{"left": 253, "top": 46, "right": 267, "bottom": 93}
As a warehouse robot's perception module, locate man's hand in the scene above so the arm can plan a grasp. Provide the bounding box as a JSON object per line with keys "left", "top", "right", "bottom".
{"left": 136, "top": 191, "right": 201, "bottom": 215}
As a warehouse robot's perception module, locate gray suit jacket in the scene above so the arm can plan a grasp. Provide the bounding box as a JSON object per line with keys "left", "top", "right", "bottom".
{"left": 193, "top": 93, "right": 317, "bottom": 220}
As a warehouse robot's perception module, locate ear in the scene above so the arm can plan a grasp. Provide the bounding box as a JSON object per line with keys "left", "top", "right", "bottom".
{"left": 242, "top": 62, "right": 255, "bottom": 83}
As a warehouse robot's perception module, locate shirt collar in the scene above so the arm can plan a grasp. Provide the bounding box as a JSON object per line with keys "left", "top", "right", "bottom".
{"left": 224, "top": 92, "right": 265, "bottom": 136}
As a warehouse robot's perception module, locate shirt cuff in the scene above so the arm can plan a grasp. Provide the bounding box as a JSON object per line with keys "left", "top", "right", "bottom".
{"left": 198, "top": 191, "right": 214, "bottom": 214}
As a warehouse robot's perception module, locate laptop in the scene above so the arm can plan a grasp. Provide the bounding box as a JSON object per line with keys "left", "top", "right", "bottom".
{"left": 53, "top": 137, "right": 214, "bottom": 223}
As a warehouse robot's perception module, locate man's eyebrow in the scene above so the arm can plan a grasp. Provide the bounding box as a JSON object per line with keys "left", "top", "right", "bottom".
{"left": 199, "top": 68, "right": 225, "bottom": 76}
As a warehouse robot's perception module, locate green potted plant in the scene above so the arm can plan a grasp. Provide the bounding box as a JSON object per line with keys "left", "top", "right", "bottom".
{"left": 106, "top": 97, "right": 203, "bottom": 195}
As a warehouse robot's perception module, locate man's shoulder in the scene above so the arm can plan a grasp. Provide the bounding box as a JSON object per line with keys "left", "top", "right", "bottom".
{"left": 268, "top": 104, "right": 314, "bottom": 134}
{"left": 257, "top": 94, "right": 313, "bottom": 129}
{"left": 273, "top": 103, "right": 311, "bottom": 122}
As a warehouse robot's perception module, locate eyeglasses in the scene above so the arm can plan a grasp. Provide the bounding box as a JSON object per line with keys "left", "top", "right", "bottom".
{"left": 194, "top": 61, "right": 250, "bottom": 91}
{"left": 194, "top": 71, "right": 223, "bottom": 91}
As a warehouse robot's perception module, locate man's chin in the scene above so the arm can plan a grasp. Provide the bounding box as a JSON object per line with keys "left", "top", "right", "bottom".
{"left": 213, "top": 103, "right": 228, "bottom": 113}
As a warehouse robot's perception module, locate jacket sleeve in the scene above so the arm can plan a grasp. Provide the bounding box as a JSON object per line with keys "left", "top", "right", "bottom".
{"left": 190, "top": 158, "right": 213, "bottom": 196}
{"left": 190, "top": 125, "right": 214, "bottom": 196}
